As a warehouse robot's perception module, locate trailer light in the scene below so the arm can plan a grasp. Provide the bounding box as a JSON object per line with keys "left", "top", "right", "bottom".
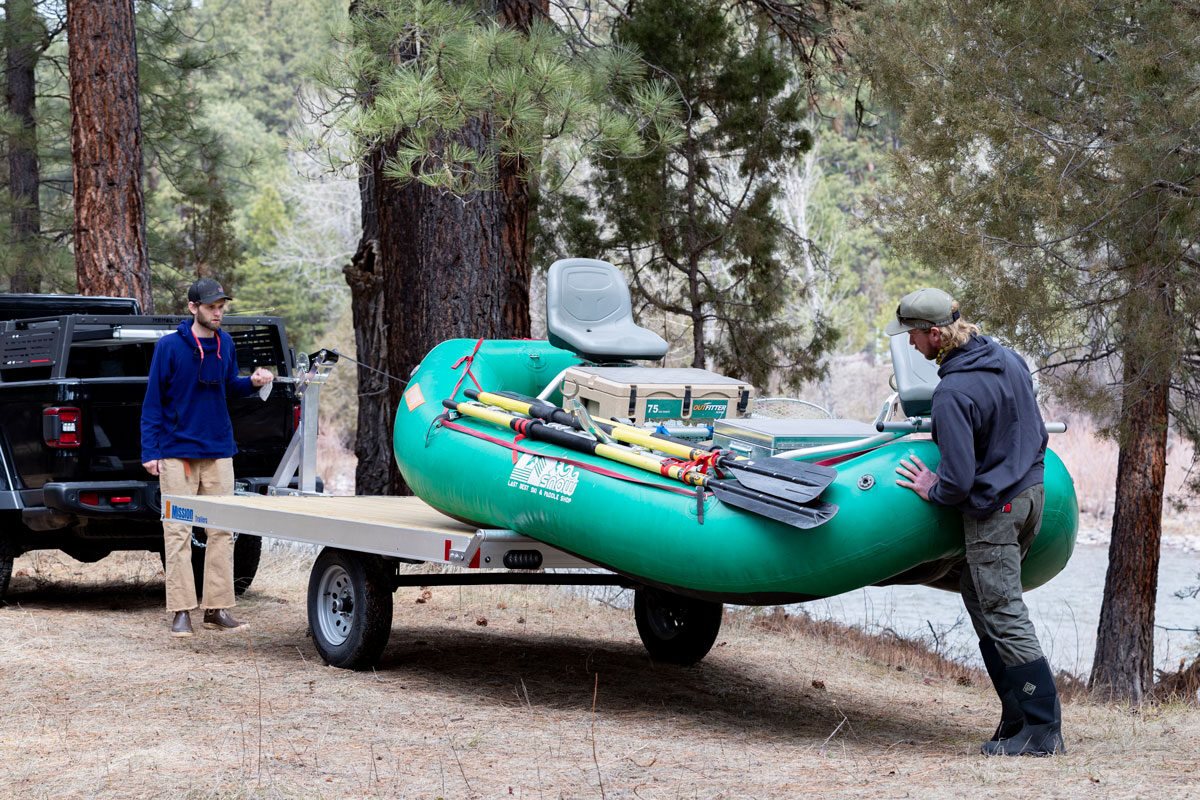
{"left": 293, "top": 403, "right": 302, "bottom": 432}
{"left": 43, "top": 407, "right": 82, "bottom": 448}
{"left": 79, "top": 491, "right": 100, "bottom": 506}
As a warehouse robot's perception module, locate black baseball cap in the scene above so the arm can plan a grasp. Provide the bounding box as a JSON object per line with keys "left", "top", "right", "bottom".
{"left": 187, "top": 278, "right": 232, "bottom": 305}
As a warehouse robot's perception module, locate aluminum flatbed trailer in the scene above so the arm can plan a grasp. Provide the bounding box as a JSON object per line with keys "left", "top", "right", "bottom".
{"left": 161, "top": 491, "right": 724, "bottom": 669}
{"left": 159, "top": 351, "right": 725, "bottom": 669}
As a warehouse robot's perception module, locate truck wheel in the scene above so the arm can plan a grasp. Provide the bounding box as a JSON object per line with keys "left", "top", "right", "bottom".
{"left": 306, "top": 548, "right": 393, "bottom": 669}
{"left": 634, "top": 587, "right": 723, "bottom": 666}
{"left": 190, "top": 530, "right": 263, "bottom": 596}
{"left": 0, "top": 545, "right": 13, "bottom": 601}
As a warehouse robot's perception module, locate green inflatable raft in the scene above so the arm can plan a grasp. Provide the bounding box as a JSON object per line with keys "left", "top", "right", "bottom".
{"left": 392, "top": 337, "right": 1079, "bottom": 605}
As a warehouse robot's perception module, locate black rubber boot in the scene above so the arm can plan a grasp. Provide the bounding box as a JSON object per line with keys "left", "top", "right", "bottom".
{"left": 978, "top": 638, "right": 1024, "bottom": 741}
{"left": 980, "top": 657, "right": 1065, "bottom": 756}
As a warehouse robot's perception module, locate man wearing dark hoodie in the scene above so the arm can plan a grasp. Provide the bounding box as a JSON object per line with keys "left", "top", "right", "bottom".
{"left": 888, "top": 288, "right": 1064, "bottom": 757}
{"left": 141, "top": 278, "right": 274, "bottom": 638}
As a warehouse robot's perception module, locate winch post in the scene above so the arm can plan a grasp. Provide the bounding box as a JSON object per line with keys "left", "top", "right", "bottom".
{"left": 269, "top": 350, "right": 339, "bottom": 495}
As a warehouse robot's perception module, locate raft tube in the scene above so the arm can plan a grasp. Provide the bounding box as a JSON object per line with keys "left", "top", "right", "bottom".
{"left": 393, "top": 339, "right": 1078, "bottom": 604}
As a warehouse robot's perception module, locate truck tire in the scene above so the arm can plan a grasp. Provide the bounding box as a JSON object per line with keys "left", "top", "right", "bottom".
{"left": 633, "top": 587, "right": 723, "bottom": 666}
{"left": 306, "top": 547, "right": 393, "bottom": 669}
{"left": 0, "top": 545, "right": 13, "bottom": 601}
{"left": 190, "top": 530, "right": 263, "bottom": 597}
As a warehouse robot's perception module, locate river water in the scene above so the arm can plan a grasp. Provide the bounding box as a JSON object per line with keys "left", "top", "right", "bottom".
{"left": 795, "top": 543, "right": 1200, "bottom": 675}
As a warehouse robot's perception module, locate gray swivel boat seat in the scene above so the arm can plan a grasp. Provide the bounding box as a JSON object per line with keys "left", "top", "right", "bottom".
{"left": 888, "top": 332, "right": 943, "bottom": 416}
{"left": 546, "top": 258, "right": 669, "bottom": 362}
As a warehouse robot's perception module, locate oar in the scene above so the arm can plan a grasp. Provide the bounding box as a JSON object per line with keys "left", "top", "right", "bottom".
{"left": 463, "top": 388, "right": 836, "bottom": 504}
{"left": 442, "top": 399, "right": 837, "bottom": 530}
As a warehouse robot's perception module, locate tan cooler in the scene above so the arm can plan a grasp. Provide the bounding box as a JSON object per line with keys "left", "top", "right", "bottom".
{"left": 561, "top": 366, "right": 754, "bottom": 425}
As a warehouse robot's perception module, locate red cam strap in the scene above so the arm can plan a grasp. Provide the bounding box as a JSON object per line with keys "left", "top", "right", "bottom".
{"left": 448, "top": 338, "right": 484, "bottom": 398}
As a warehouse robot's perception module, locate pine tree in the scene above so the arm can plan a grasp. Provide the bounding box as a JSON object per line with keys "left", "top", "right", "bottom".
{"left": 319, "top": 0, "right": 682, "bottom": 494}
{"left": 67, "top": 0, "right": 151, "bottom": 307}
{"left": 545, "top": 0, "right": 838, "bottom": 389}
{"left": 858, "top": 0, "right": 1200, "bottom": 703}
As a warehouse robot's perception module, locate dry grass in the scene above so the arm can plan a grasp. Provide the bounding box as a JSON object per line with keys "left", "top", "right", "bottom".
{"left": 3, "top": 549, "right": 1199, "bottom": 799}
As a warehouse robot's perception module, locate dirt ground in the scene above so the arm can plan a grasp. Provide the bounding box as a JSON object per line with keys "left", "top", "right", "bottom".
{"left": 1, "top": 548, "right": 1198, "bottom": 800}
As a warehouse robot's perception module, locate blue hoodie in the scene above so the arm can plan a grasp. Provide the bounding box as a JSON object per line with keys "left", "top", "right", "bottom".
{"left": 141, "top": 320, "right": 256, "bottom": 462}
{"left": 928, "top": 334, "right": 1047, "bottom": 519}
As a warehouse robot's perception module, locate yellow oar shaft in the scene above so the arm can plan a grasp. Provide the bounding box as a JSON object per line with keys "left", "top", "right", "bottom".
{"left": 593, "top": 443, "right": 705, "bottom": 486}
{"left": 447, "top": 399, "right": 707, "bottom": 488}
{"left": 474, "top": 390, "right": 707, "bottom": 462}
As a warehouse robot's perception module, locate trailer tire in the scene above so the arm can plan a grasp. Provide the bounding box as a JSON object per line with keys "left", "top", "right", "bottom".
{"left": 307, "top": 548, "right": 393, "bottom": 669}
{"left": 634, "top": 587, "right": 723, "bottom": 665}
{"left": 190, "top": 530, "right": 262, "bottom": 596}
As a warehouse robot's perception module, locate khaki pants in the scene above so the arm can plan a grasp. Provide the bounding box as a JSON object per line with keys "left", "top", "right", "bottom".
{"left": 160, "top": 457, "right": 235, "bottom": 612}
{"left": 960, "top": 484, "right": 1046, "bottom": 666}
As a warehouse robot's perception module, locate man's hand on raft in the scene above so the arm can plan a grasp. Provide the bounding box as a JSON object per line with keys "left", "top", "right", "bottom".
{"left": 896, "top": 455, "right": 938, "bottom": 501}
{"left": 250, "top": 367, "right": 274, "bottom": 388}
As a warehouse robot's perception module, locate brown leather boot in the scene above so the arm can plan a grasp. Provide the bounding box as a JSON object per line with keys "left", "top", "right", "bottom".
{"left": 170, "top": 610, "right": 194, "bottom": 638}
{"left": 203, "top": 608, "right": 247, "bottom": 631}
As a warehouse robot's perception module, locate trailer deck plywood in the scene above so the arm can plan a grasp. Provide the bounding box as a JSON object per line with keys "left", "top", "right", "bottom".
{"left": 161, "top": 493, "right": 595, "bottom": 568}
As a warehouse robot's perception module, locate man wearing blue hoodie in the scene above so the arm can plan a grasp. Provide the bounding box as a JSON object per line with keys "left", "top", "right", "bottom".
{"left": 141, "top": 278, "right": 274, "bottom": 638}
{"left": 888, "top": 288, "right": 1064, "bottom": 757}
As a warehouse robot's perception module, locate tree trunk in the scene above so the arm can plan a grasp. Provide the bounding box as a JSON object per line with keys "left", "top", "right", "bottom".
{"left": 5, "top": 0, "right": 42, "bottom": 293}
{"left": 346, "top": 0, "right": 539, "bottom": 496}
{"left": 1089, "top": 278, "right": 1173, "bottom": 703}
{"left": 375, "top": 128, "right": 531, "bottom": 496}
{"left": 67, "top": 0, "right": 151, "bottom": 310}
{"left": 345, "top": 146, "right": 400, "bottom": 496}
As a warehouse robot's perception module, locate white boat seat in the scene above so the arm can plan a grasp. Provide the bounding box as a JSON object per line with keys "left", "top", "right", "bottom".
{"left": 889, "top": 333, "right": 941, "bottom": 417}
{"left": 546, "top": 258, "right": 668, "bottom": 361}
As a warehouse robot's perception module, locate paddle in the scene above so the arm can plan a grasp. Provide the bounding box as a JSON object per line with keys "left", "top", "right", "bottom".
{"left": 463, "top": 388, "right": 837, "bottom": 504}
{"left": 442, "top": 399, "right": 838, "bottom": 530}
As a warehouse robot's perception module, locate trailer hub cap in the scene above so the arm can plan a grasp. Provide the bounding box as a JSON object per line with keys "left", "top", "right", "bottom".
{"left": 315, "top": 564, "right": 355, "bottom": 646}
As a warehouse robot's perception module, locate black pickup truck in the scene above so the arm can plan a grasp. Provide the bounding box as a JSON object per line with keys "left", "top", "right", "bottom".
{"left": 0, "top": 293, "right": 303, "bottom": 600}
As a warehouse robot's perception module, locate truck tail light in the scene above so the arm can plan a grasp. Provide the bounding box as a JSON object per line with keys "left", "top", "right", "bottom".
{"left": 44, "top": 407, "right": 82, "bottom": 448}
{"left": 80, "top": 491, "right": 100, "bottom": 506}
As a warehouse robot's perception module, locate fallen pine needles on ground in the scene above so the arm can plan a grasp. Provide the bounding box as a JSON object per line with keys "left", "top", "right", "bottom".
{"left": 1, "top": 548, "right": 1198, "bottom": 799}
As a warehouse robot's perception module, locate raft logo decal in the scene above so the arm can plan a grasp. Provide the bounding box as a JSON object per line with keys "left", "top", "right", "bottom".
{"left": 508, "top": 453, "right": 579, "bottom": 503}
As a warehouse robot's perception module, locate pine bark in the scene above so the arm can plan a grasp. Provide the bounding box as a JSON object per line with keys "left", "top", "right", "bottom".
{"left": 344, "top": 146, "right": 400, "bottom": 496}
{"left": 1090, "top": 279, "right": 1173, "bottom": 703}
{"left": 67, "top": 0, "right": 151, "bottom": 310}
{"left": 5, "top": 0, "right": 42, "bottom": 293}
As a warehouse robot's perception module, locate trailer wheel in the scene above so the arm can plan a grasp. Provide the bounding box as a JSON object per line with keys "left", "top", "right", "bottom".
{"left": 190, "top": 530, "right": 262, "bottom": 596}
{"left": 634, "top": 587, "right": 723, "bottom": 665}
{"left": 307, "top": 548, "right": 393, "bottom": 669}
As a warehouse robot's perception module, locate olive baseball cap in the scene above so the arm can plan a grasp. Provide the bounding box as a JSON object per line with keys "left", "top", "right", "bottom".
{"left": 885, "top": 287, "right": 958, "bottom": 335}
{"left": 187, "top": 277, "right": 232, "bottom": 305}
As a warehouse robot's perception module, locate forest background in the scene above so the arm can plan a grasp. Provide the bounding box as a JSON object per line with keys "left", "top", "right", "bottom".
{"left": 1, "top": 0, "right": 1197, "bottom": 702}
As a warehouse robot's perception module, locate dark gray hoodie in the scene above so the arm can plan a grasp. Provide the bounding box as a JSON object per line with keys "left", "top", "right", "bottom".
{"left": 928, "top": 334, "right": 1048, "bottom": 519}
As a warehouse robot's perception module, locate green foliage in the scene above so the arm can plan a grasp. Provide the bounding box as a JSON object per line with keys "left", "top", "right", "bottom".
{"left": 857, "top": 0, "right": 1200, "bottom": 458}
{"left": 542, "top": 0, "right": 836, "bottom": 390}
{"left": 312, "top": 0, "right": 683, "bottom": 193}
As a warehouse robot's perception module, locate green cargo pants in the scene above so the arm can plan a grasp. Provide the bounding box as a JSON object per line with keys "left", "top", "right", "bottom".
{"left": 960, "top": 484, "right": 1046, "bottom": 666}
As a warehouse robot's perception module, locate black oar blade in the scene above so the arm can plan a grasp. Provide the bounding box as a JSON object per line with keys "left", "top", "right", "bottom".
{"left": 726, "top": 458, "right": 837, "bottom": 503}
{"left": 710, "top": 480, "right": 838, "bottom": 530}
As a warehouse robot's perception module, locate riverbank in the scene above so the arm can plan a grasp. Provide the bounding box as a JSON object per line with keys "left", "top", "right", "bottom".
{"left": 1076, "top": 513, "right": 1200, "bottom": 554}
{"left": 2, "top": 549, "right": 1198, "bottom": 799}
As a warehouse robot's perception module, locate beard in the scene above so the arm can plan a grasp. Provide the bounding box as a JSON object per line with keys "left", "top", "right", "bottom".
{"left": 196, "top": 314, "right": 222, "bottom": 333}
